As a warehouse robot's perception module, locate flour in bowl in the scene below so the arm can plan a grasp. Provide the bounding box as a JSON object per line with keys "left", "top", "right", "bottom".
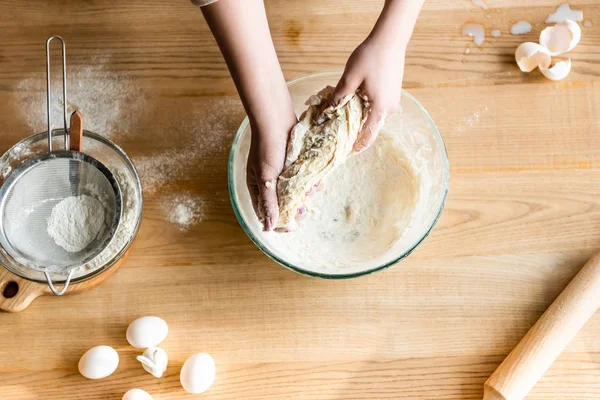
{"left": 231, "top": 87, "right": 448, "bottom": 276}
{"left": 261, "top": 130, "right": 422, "bottom": 270}
{"left": 71, "top": 168, "right": 140, "bottom": 277}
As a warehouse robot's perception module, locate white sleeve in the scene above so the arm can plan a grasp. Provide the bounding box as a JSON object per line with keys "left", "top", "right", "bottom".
{"left": 191, "top": 0, "right": 218, "bottom": 6}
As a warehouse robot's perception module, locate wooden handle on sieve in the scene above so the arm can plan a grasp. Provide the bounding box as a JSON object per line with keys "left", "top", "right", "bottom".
{"left": 484, "top": 251, "right": 600, "bottom": 400}
{"left": 69, "top": 110, "right": 83, "bottom": 151}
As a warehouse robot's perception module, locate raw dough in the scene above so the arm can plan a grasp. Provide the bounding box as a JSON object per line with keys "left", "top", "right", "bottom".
{"left": 276, "top": 86, "right": 368, "bottom": 231}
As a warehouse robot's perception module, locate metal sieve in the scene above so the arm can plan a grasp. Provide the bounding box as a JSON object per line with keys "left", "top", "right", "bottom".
{"left": 0, "top": 36, "right": 122, "bottom": 295}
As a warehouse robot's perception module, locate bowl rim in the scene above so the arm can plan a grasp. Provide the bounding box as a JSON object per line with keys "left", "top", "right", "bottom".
{"left": 228, "top": 71, "right": 449, "bottom": 279}
{"left": 0, "top": 129, "right": 144, "bottom": 284}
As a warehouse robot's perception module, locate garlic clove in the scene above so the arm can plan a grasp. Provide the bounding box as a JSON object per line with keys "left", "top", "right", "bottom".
{"left": 136, "top": 347, "right": 168, "bottom": 378}
{"left": 515, "top": 42, "right": 552, "bottom": 72}
{"left": 540, "top": 58, "right": 572, "bottom": 81}
{"left": 539, "top": 20, "right": 581, "bottom": 56}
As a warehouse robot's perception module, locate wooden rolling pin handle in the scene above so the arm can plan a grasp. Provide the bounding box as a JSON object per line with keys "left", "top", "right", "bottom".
{"left": 484, "top": 251, "right": 600, "bottom": 400}
{"left": 69, "top": 110, "right": 83, "bottom": 151}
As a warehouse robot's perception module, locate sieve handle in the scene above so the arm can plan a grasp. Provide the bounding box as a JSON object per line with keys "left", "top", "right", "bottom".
{"left": 69, "top": 110, "right": 83, "bottom": 151}
{"left": 44, "top": 270, "right": 74, "bottom": 296}
{"left": 46, "top": 35, "right": 69, "bottom": 152}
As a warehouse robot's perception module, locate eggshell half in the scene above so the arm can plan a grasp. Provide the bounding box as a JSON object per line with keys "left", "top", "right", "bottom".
{"left": 540, "top": 58, "right": 572, "bottom": 81}
{"left": 515, "top": 42, "right": 552, "bottom": 72}
{"left": 539, "top": 20, "right": 581, "bottom": 56}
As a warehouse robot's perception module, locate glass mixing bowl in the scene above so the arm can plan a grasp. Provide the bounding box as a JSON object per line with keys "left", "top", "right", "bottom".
{"left": 0, "top": 130, "right": 143, "bottom": 286}
{"left": 229, "top": 71, "right": 449, "bottom": 279}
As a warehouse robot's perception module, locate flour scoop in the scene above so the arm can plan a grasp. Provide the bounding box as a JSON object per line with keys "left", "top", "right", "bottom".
{"left": 0, "top": 36, "right": 122, "bottom": 295}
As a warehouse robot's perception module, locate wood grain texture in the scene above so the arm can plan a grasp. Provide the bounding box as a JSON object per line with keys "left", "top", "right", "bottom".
{"left": 0, "top": 0, "right": 599, "bottom": 399}
{"left": 0, "top": 249, "right": 130, "bottom": 313}
{"left": 485, "top": 251, "right": 600, "bottom": 400}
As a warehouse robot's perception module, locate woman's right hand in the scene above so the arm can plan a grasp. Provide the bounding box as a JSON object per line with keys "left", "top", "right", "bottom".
{"left": 202, "top": 0, "right": 297, "bottom": 231}
{"left": 246, "top": 110, "right": 297, "bottom": 232}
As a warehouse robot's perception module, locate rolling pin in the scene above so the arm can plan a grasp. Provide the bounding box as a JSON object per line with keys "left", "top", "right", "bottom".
{"left": 484, "top": 251, "right": 600, "bottom": 400}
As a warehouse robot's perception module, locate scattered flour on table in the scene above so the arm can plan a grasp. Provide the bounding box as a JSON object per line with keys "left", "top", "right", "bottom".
{"left": 162, "top": 193, "right": 205, "bottom": 231}
{"left": 12, "top": 60, "right": 240, "bottom": 236}
{"left": 133, "top": 98, "right": 241, "bottom": 194}
{"left": 133, "top": 99, "right": 240, "bottom": 231}
{"left": 456, "top": 104, "right": 488, "bottom": 134}
{"left": 13, "top": 57, "right": 146, "bottom": 140}
{"left": 47, "top": 195, "right": 106, "bottom": 253}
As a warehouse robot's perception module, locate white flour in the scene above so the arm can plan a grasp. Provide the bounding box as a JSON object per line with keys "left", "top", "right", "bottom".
{"left": 163, "top": 194, "right": 204, "bottom": 231}
{"left": 74, "top": 168, "right": 139, "bottom": 277}
{"left": 0, "top": 145, "right": 140, "bottom": 277}
{"left": 232, "top": 90, "right": 448, "bottom": 276}
{"left": 258, "top": 131, "right": 422, "bottom": 270}
{"left": 14, "top": 59, "right": 146, "bottom": 140}
{"left": 134, "top": 98, "right": 240, "bottom": 195}
{"left": 456, "top": 104, "right": 488, "bottom": 134}
{"left": 47, "top": 195, "right": 106, "bottom": 253}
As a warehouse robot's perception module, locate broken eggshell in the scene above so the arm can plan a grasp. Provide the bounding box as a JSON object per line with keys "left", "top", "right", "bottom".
{"left": 515, "top": 42, "right": 551, "bottom": 72}
{"left": 136, "top": 347, "right": 168, "bottom": 378}
{"left": 539, "top": 19, "right": 581, "bottom": 56}
{"left": 540, "top": 58, "right": 572, "bottom": 81}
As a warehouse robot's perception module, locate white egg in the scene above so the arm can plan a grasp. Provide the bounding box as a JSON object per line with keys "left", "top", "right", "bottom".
{"left": 78, "top": 345, "right": 119, "bottom": 379}
{"left": 539, "top": 20, "right": 581, "bottom": 56}
{"left": 122, "top": 388, "right": 153, "bottom": 400}
{"left": 126, "top": 316, "right": 168, "bottom": 348}
{"left": 540, "top": 58, "right": 572, "bottom": 81}
{"left": 515, "top": 42, "right": 551, "bottom": 72}
{"left": 180, "top": 353, "right": 216, "bottom": 394}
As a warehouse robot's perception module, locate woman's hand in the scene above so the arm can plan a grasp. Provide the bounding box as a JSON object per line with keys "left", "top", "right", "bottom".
{"left": 330, "top": 0, "right": 424, "bottom": 152}
{"left": 331, "top": 37, "right": 405, "bottom": 152}
{"left": 202, "top": 0, "right": 297, "bottom": 230}
{"left": 246, "top": 110, "right": 297, "bottom": 232}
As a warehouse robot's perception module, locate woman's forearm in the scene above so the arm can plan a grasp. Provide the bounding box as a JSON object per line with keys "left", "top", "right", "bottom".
{"left": 370, "top": 0, "right": 424, "bottom": 49}
{"left": 202, "top": 0, "right": 294, "bottom": 132}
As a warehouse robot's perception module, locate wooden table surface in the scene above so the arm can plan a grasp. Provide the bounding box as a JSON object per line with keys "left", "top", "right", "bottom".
{"left": 1, "top": 1, "right": 599, "bottom": 399}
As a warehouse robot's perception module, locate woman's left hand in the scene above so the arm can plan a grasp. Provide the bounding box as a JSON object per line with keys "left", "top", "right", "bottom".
{"left": 330, "top": 36, "right": 405, "bottom": 153}
{"left": 327, "top": 0, "right": 425, "bottom": 152}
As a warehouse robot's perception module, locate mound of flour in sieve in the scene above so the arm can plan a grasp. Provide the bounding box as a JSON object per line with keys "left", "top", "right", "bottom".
{"left": 47, "top": 195, "right": 106, "bottom": 253}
